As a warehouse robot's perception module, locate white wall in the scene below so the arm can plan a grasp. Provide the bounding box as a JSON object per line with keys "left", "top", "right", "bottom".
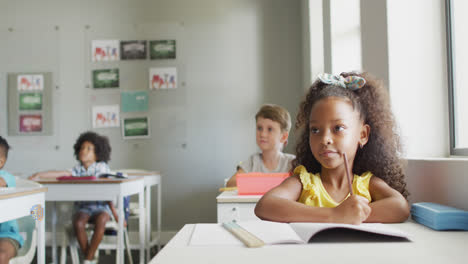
{"left": 387, "top": 0, "right": 449, "bottom": 157}
{"left": 406, "top": 158, "right": 468, "bottom": 210}
{"left": 0, "top": 0, "right": 303, "bottom": 232}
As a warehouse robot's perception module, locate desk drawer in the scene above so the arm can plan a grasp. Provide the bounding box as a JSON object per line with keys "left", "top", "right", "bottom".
{"left": 217, "top": 203, "right": 259, "bottom": 223}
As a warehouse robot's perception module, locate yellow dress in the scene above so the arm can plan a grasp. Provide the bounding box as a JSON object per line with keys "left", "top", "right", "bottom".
{"left": 295, "top": 165, "right": 373, "bottom": 207}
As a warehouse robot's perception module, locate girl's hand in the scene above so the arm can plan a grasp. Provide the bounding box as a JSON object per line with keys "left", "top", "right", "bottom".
{"left": 331, "top": 195, "right": 371, "bottom": 225}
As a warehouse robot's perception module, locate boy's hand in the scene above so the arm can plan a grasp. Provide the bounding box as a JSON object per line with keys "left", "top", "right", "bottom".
{"left": 28, "top": 174, "right": 39, "bottom": 180}
{"left": 331, "top": 195, "right": 371, "bottom": 225}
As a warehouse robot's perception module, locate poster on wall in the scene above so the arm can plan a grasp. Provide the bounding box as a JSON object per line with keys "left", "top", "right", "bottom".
{"left": 92, "top": 68, "right": 119, "bottom": 88}
{"left": 19, "top": 93, "right": 43, "bottom": 110}
{"left": 120, "top": 40, "right": 147, "bottom": 60}
{"left": 19, "top": 114, "right": 42, "bottom": 132}
{"left": 17, "top": 74, "right": 44, "bottom": 91}
{"left": 149, "top": 67, "right": 177, "bottom": 90}
{"left": 91, "top": 105, "right": 120, "bottom": 128}
{"left": 91, "top": 40, "right": 120, "bottom": 62}
{"left": 121, "top": 91, "right": 149, "bottom": 112}
{"left": 122, "top": 116, "right": 150, "bottom": 139}
{"left": 149, "top": 40, "right": 176, "bottom": 59}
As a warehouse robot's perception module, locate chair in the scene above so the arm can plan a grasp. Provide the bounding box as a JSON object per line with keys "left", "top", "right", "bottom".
{"left": 61, "top": 198, "right": 133, "bottom": 264}
{"left": 9, "top": 216, "right": 37, "bottom": 264}
{"left": 9, "top": 177, "right": 41, "bottom": 264}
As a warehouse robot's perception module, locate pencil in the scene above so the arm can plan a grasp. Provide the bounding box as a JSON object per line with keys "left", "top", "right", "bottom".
{"left": 343, "top": 153, "right": 354, "bottom": 195}
{"left": 218, "top": 187, "right": 238, "bottom": 192}
{"left": 222, "top": 222, "right": 265, "bottom": 248}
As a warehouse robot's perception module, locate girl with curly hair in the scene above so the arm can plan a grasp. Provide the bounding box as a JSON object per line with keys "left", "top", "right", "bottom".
{"left": 30, "top": 131, "right": 121, "bottom": 264}
{"left": 255, "top": 72, "right": 410, "bottom": 224}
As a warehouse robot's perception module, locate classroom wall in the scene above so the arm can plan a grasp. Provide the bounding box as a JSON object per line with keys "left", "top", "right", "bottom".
{"left": 0, "top": 0, "right": 303, "bottom": 232}
{"left": 406, "top": 158, "right": 468, "bottom": 211}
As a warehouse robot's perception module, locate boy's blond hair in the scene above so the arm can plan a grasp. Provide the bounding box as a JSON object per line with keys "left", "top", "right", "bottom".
{"left": 255, "top": 104, "right": 291, "bottom": 132}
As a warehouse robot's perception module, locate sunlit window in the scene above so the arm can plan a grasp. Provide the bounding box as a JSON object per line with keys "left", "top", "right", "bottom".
{"left": 446, "top": 0, "right": 468, "bottom": 155}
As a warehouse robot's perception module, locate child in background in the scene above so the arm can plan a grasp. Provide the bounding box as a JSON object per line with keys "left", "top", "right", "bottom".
{"left": 30, "top": 131, "right": 122, "bottom": 264}
{"left": 225, "top": 104, "right": 296, "bottom": 187}
{"left": 0, "top": 136, "right": 24, "bottom": 264}
{"left": 255, "top": 72, "right": 410, "bottom": 224}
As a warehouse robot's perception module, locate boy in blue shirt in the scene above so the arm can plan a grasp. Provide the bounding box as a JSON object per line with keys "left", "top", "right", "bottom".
{"left": 0, "top": 136, "right": 24, "bottom": 264}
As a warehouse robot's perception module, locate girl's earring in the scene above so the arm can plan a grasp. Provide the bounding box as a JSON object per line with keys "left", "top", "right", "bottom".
{"left": 359, "top": 142, "right": 364, "bottom": 149}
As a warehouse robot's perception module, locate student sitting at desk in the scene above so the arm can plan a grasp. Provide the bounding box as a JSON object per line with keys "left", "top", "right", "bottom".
{"left": 225, "top": 104, "right": 296, "bottom": 188}
{"left": 0, "top": 136, "right": 25, "bottom": 264}
{"left": 30, "top": 131, "right": 124, "bottom": 264}
{"left": 255, "top": 72, "right": 410, "bottom": 224}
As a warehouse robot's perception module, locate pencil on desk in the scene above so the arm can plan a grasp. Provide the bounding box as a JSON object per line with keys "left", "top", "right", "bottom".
{"left": 219, "top": 187, "right": 238, "bottom": 192}
{"left": 343, "top": 153, "right": 353, "bottom": 195}
{"left": 222, "top": 222, "right": 265, "bottom": 248}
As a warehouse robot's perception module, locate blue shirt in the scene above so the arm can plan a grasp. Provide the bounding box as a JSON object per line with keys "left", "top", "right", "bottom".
{"left": 0, "top": 170, "right": 25, "bottom": 247}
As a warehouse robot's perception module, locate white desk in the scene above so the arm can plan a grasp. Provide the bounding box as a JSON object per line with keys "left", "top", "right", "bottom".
{"left": 0, "top": 186, "right": 47, "bottom": 264}
{"left": 216, "top": 191, "right": 261, "bottom": 223}
{"left": 119, "top": 170, "right": 162, "bottom": 261}
{"left": 37, "top": 177, "right": 145, "bottom": 264}
{"left": 149, "top": 221, "right": 468, "bottom": 264}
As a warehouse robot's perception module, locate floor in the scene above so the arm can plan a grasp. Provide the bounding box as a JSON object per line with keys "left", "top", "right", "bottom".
{"left": 31, "top": 245, "right": 162, "bottom": 263}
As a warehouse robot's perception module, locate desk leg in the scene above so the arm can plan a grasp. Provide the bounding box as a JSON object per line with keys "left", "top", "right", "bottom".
{"left": 145, "top": 185, "right": 151, "bottom": 261}
{"left": 157, "top": 182, "right": 161, "bottom": 251}
{"left": 139, "top": 190, "right": 145, "bottom": 264}
{"left": 117, "top": 195, "right": 124, "bottom": 264}
{"left": 37, "top": 200, "right": 46, "bottom": 264}
{"left": 52, "top": 201, "right": 57, "bottom": 264}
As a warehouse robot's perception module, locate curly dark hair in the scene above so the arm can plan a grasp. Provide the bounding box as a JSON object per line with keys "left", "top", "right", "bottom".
{"left": 0, "top": 136, "right": 10, "bottom": 159}
{"left": 73, "top": 131, "right": 111, "bottom": 163}
{"left": 292, "top": 72, "right": 409, "bottom": 199}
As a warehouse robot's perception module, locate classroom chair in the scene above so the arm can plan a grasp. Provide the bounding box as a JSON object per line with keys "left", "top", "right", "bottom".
{"left": 61, "top": 197, "right": 133, "bottom": 264}
{"left": 9, "top": 177, "right": 41, "bottom": 264}
{"left": 9, "top": 216, "right": 37, "bottom": 264}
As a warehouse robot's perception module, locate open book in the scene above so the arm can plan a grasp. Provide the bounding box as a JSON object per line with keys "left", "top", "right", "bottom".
{"left": 189, "top": 220, "right": 410, "bottom": 246}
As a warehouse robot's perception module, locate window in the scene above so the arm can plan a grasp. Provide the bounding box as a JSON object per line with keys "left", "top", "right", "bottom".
{"left": 446, "top": 0, "right": 468, "bottom": 155}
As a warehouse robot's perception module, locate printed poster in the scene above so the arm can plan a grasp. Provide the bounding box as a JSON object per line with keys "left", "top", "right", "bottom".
{"left": 121, "top": 91, "right": 149, "bottom": 112}
{"left": 92, "top": 69, "right": 119, "bottom": 88}
{"left": 120, "top": 40, "right": 147, "bottom": 60}
{"left": 150, "top": 40, "right": 176, "bottom": 59}
{"left": 19, "top": 93, "right": 43, "bottom": 110}
{"left": 149, "top": 67, "right": 177, "bottom": 90}
{"left": 92, "top": 40, "right": 120, "bottom": 62}
{"left": 92, "top": 105, "right": 120, "bottom": 128}
{"left": 122, "top": 116, "right": 150, "bottom": 139}
{"left": 19, "top": 114, "right": 42, "bottom": 132}
{"left": 17, "top": 74, "right": 44, "bottom": 91}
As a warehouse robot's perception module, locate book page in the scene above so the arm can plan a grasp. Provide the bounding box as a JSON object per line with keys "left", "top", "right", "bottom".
{"left": 189, "top": 224, "right": 243, "bottom": 246}
{"left": 238, "top": 220, "right": 304, "bottom": 244}
{"left": 289, "top": 223, "right": 409, "bottom": 242}
{"left": 189, "top": 221, "right": 304, "bottom": 246}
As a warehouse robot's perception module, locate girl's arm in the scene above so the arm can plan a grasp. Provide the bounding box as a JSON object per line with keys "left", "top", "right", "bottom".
{"left": 365, "top": 176, "right": 410, "bottom": 223}
{"left": 225, "top": 168, "right": 246, "bottom": 187}
{"left": 254, "top": 176, "right": 371, "bottom": 224}
{"left": 28, "top": 170, "right": 72, "bottom": 180}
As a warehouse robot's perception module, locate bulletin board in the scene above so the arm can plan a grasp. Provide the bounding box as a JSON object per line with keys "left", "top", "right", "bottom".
{"left": 7, "top": 72, "right": 53, "bottom": 136}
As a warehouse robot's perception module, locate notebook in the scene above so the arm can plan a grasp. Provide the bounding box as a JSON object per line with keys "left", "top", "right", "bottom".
{"left": 411, "top": 202, "right": 468, "bottom": 231}
{"left": 189, "top": 220, "right": 410, "bottom": 246}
